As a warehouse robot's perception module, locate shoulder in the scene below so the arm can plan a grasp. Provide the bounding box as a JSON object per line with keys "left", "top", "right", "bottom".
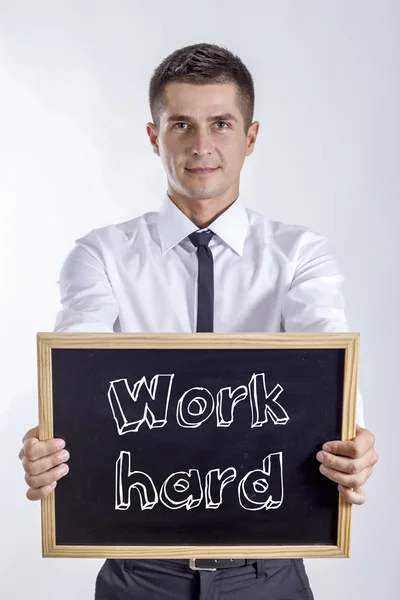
{"left": 72, "top": 210, "right": 158, "bottom": 258}
{"left": 245, "top": 206, "right": 333, "bottom": 260}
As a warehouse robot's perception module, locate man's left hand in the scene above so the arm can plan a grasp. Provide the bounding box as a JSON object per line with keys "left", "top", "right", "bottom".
{"left": 316, "top": 425, "right": 378, "bottom": 505}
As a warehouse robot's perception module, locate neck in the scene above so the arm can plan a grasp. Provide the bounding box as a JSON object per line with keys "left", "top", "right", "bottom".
{"left": 167, "top": 185, "right": 239, "bottom": 229}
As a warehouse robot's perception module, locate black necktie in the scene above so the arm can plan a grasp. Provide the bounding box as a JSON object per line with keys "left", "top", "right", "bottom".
{"left": 188, "top": 229, "right": 215, "bottom": 332}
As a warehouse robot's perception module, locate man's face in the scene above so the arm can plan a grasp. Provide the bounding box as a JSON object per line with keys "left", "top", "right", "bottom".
{"left": 147, "top": 82, "right": 259, "bottom": 203}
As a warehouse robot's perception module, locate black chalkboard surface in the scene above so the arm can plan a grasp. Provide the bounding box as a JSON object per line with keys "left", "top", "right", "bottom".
{"left": 37, "top": 332, "right": 359, "bottom": 558}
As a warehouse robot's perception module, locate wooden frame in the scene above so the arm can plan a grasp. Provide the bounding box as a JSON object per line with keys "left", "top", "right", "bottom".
{"left": 37, "top": 332, "right": 359, "bottom": 559}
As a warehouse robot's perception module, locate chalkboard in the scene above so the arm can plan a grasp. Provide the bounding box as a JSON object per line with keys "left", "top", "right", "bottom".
{"left": 37, "top": 332, "right": 359, "bottom": 558}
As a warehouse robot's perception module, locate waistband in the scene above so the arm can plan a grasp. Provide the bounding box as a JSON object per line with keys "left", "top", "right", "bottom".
{"left": 129, "top": 557, "right": 294, "bottom": 571}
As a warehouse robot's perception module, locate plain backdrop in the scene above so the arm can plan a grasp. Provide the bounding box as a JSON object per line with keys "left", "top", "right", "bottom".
{"left": 0, "top": 1, "right": 398, "bottom": 598}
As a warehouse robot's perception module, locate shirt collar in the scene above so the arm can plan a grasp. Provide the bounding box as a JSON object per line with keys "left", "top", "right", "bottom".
{"left": 157, "top": 191, "right": 249, "bottom": 256}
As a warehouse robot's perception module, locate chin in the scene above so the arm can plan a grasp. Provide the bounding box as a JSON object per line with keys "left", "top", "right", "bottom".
{"left": 190, "top": 189, "right": 224, "bottom": 201}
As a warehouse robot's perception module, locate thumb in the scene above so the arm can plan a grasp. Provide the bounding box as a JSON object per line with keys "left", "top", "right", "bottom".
{"left": 22, "top": 425, "right": 39, "bottom": 444}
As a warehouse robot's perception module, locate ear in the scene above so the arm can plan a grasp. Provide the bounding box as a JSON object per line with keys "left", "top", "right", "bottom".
{"left": 246, "top": 121, "right": 260, "bottom": 156}
{"left": 147, "top": 122, "right": 160, "bottom": 156}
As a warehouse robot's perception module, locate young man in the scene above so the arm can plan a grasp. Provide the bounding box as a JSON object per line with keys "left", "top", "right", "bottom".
{"left": 19, "top": 43, "right": 378, "bottom": 599}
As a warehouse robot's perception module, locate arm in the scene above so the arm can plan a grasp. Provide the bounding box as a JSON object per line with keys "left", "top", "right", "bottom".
{"left": 281, "top": 230, "right": 364, "bottom": 426}
{"left": 53, "top": 232, "right": 119, "bottom": 333}
{"left": 281, "top": 229, "right": 377, "bottom": 503}
{"left": 20, "top": 232, "right": 119, "bottom": 500}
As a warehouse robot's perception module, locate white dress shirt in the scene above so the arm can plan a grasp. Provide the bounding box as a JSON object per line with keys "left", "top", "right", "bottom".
{"left": 54, "top": 191, "right": 364, "bottom": 426}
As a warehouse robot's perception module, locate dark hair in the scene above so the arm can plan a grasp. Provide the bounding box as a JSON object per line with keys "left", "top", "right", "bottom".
{"left": 149, "top": 43, "right": 255, "bottom": 134}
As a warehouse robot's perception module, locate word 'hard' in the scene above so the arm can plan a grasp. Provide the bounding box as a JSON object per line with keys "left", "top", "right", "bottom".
{"left": 108, "top": 373, "right": 289, "bottom": 435}
{"left": 115, "top": 451, "right": 284, "bottom": 512}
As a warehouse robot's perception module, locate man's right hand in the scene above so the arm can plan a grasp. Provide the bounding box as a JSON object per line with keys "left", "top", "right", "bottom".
{"left": 18, "top": 426, "right": 70, "bottom": 500}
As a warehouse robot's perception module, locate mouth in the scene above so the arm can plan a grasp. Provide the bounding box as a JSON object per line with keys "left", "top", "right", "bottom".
{"left": 186, "top": 167, "right": 219, "bottom": 175}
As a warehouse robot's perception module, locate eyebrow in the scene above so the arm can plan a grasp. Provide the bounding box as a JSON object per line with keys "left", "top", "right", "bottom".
{"left": 167, "top": 113, "right": 238, "bottom": 124}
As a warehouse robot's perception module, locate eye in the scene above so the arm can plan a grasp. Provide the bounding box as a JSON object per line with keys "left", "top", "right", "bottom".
{"left": 173, "top": 122, "right": 229, "bottom": 130}
{"left": 215, "top": 121, "right": 229, "bottom": 129}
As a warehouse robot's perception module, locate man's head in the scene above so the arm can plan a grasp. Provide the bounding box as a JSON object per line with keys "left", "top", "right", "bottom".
{"left": 147, "top": 43, "right": 259, "bottom": 209}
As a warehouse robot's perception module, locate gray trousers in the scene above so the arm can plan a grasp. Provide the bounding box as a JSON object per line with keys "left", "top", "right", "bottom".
{"left": 95, "top": 558, "right": 314, "bottom": 599}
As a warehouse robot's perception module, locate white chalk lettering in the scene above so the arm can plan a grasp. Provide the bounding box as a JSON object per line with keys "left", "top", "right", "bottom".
{"left": 108, "top": 372, "right": 290, "bottom": 432}
{"left": 216, "top": 385, "right": 248, "bottom": 427}
{"left": 115, "top": 453, "right": 283, "bottom": 512}
{"left": 160, "top": 470, "right": 203, "bottom": 510}
{"left": 176, "top": 387, "right": 215, "bottom": 428}
{"left": 108, "top": 374, "right": 174, "bottom": 434}
{"left": 205, "top": 468, "right": 237, "bottom": 509}
{"left": 248, "top": 373, "right": 289, "bottom": 427}
{"left": 115, "top": 451, "right": 158, "bottom": 510}
{"left": 238, "top": 452, "right": 284, "bottom": 510}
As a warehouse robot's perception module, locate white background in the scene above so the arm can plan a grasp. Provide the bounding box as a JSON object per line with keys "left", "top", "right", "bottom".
{"left": 0, "top": 1, "right": 398, "bottom": 598}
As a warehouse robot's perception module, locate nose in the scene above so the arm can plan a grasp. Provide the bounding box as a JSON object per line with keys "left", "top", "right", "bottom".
{"left": 190, "top": 130, "right": 213, "bottom": 156}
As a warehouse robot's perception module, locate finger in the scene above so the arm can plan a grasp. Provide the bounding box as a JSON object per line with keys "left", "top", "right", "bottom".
{"left": 25, "top": 462, "right": 69, "bottom": 489}
{"left": 338, "top": 485, "right": 366, "bottom": 505}
{"left": 23, "top": 436, "right": 65, "bottom": 462}
{"left": 19, "top": 426, "right": 40, "bottom": 460}
{"left": 322, "top": 428, "right": 375, "bottom": 459}
{"left": 319, "top": 464, "right": 373, "bottom": 488}
{"left": 26, "top": 481, "right": 57, "bottom": 501}
{"left": 22, "top": 426, "right": 39, "bottom": 444}
{"left": 316, "top": 447, "right": 377, "bottom": 475}
{"left": 22, "top": 448, "right": 70, "bottom": 476}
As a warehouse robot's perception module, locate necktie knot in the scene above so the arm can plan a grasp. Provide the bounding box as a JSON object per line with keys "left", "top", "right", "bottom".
{"left": 188, "top": 229, "right": 214, "bottom": 248}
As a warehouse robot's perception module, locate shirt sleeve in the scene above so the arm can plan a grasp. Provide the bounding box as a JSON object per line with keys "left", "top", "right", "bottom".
{"left": 53, "top": 233, "right": 119, "bottom": 333}
{"left": 281, "top": 230, "right": 365, "bottom": 428}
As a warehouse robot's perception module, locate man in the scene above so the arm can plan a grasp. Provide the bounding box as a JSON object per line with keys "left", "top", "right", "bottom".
{"left": 19, "top": 42, "right": 378, "bottom": 599}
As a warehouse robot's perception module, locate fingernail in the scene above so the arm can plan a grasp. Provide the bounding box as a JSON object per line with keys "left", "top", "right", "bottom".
{"left": 56, "top": 440, "right": 65, "bottom": 450}
{"left": 323, "top": 444, "right": 332, "bottom": 452}
{"left": 59, "top": 464, "right": 69, "bottom": 476}
{"left": 49, "top": 481, "right": 57, "bottom": 489}
{"left": 320, "top": 465, "right": 327, "bottom": 474}
{"left": 60, "top": 450, "right": 69, "bottom": 461}
{"left": 316, "top": 451, "right": 324, "bottom": 462}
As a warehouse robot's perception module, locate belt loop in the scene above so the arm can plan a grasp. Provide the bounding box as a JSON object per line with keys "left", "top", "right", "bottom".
{"left": 255, "top": 559, "right": 265, "bottom": 578}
